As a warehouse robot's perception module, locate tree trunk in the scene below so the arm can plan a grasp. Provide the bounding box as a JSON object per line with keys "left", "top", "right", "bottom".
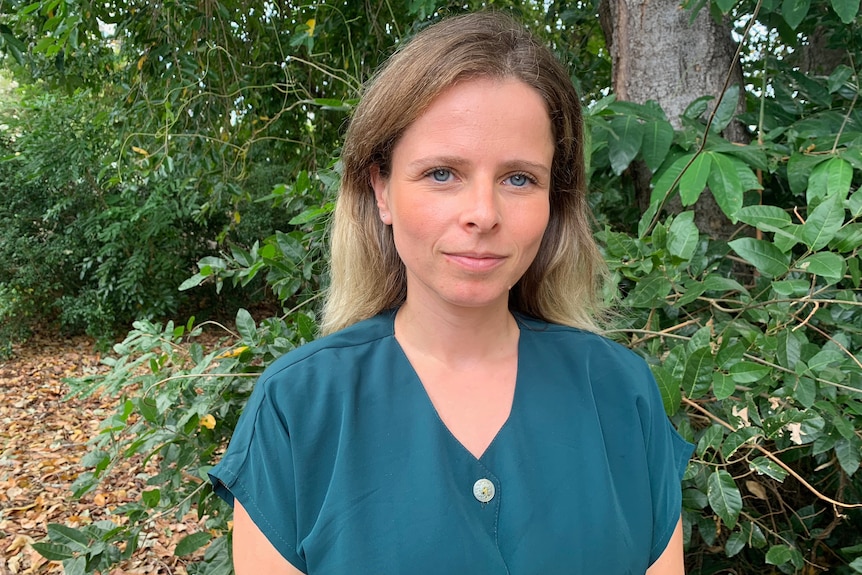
{"left": 599, "top": 0, "right": 746, "bottom": 240}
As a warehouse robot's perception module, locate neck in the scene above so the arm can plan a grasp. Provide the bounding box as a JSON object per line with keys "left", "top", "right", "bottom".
{"left": 394, "top": 299, "right": 519, "bottom": 367}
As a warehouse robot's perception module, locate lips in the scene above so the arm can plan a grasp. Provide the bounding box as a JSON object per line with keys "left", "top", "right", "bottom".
{"left": 444, "top": 252, "right": 507, "bottom": 272}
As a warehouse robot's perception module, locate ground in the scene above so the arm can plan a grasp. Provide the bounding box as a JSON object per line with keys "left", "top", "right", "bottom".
{"left": 0, "top": 333, "right": 210, "bottom": 574}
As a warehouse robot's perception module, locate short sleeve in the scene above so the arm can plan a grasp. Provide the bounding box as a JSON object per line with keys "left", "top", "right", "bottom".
{"left": 642, "top": 366, "right": 694, "bottom": 565}
{"left": 208, "top": 381, "right": 308, "bottom": 572}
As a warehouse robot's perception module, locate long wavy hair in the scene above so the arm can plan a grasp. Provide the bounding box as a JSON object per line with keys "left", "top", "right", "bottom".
{"left": 319, "top": 11, "right": 607, "bottom": 335}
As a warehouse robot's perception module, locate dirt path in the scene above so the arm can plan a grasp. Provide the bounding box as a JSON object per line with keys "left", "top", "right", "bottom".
{"left": 0, "top": 334, "right": 207, "bottom": 574}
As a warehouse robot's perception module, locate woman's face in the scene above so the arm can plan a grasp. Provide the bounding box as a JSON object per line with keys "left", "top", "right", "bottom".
{"left": 371, "top": 77, "right": 554, "bottom": 314}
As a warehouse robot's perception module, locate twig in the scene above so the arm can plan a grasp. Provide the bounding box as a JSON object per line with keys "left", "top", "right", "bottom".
{"left": 682, "top": 397, "right": 862, "bottom": 509}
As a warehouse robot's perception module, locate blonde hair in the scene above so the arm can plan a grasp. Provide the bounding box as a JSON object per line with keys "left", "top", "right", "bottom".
{"left": 319, "top": 11, "right": 607, "bottom": 335}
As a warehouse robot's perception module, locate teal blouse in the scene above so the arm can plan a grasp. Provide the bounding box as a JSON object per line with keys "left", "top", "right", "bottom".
{"left": 210, "top": 311, "right": 693, "bottom": 574}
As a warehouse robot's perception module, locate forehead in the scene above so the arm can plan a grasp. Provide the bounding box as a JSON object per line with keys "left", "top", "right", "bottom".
{"left": 392, "top": 77, "right": 554, "bottom": 161}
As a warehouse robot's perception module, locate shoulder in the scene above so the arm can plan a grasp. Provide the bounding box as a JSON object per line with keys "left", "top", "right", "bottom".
{"left": 257, "top": 310, "right": 397, "bottom": 390}
{"left": 517, "top": 314, "right": 649, "bottom": 373}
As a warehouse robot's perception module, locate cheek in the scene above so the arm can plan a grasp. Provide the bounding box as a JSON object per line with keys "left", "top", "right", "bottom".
{"left": 519, "top": 201, "right": 551, "bottom": 246}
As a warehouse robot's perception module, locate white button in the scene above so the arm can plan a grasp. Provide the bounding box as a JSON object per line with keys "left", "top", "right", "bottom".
{"left": 473, "top": 478, "right": 495, "bottom": 503}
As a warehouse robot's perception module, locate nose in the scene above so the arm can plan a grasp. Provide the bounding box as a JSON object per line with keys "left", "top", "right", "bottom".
{"left": 460, "top": 178, "right": 500, "bottom": 232}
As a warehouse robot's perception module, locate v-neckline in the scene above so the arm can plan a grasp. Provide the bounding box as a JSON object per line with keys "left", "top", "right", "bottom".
{"left": 389, "top": 312, "right": 523, "bottom": 462}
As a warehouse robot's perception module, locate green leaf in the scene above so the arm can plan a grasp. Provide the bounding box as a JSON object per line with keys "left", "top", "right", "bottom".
{"left": 782, "top": 0, "right": 811, "bottom": 28}
{"left": 736, "top": 205, "right": 791, "bottom": 231}
{"left": 650, "top": 154, "right": 692, "bottom": 206}
{"left": 728, "top": 238, "right": 790, "bottom": 277}
{"left": 31, "top": 542, "right": 75, "bottom": 561}
{"left": 608, "top": 115, "right": 644, "bottom": 175}
{"left": 797, "top": 252, "right": 845, "bottom": 284}
{"left": 653, "top": 365, "right": 681, "bottom": 415}
{"left": 707, "top": 469, "right": 742, "bottom": 529}
{"left": 683, "top": 347, "right": 714, "bottom": 400}
{"left": 850, "top": 557, "right": 862, "bottom": 573}
{"left": 772, "top": 279, "right": 810, "bottom": 296}
{"left": 830, "top": 223, "right": 862, "bottom": 252}
{"left": 46, "top": 524, "right": 91, "bottom": 551}
{"left": 707, "top": 140, "right": 768, "bottom": 171}
{"left": 142, "top": 489, "right": 161, "bottom": 508}
{"left": 703, "top": 276, "right": 748, "bottom": 295}
{"left": 715, "top": 0, "right": 737, "bottom": 11}
{"left": 684, "top": 95, "right": 712, "bottom": 120}
{"left": 178, "top": 273, "right": 207, "bottom": 291}
{"left": 289, "top": 206, "right": 331, "bottom": 225}
{"left": 773, "top": 223, "right": 806, "bottom": 253}
{"left": 680, "top": 153, "right": 713, "bottom": 206}
{"left": 766, "top": 544, "right": 794, "bottom": 566}
{"left": 236, "top": 308, "right": 256, "bottom": 343}
{"left": 725, "top": 530, "right": 746, "bottom": 557}
{"left": 625, "top": 274, "right": 672, "bottom": 308}
{"left": 62, "top": 557, "right": 86, "bottom": 575}
{"left": 713, "top": 372, "right": 736, "bottom": 400}
{"left": 667, "top": 212, "right": 699, "bottom": 260}
{"left": 788, "top": 153, "right": 826, "bottom": 195}
{"left": 722, "top": 427, "right": 760, "bottom": 459}
{"left": 729, "top": 361, "right": 770, "bottom": 383}
{"left": 311, "top": 98, "right": 353, "bottom": 111}
{"left": 790, "top": 377, "right": 817, "bottom": 408}
{"left": 716, "top": 341, "right": 746, "bottom": 370}
{"left": 835, "top": 437, "right": 861, "bottom": 476}
{"left": 828, "top": 65, "right": 854, "bottom": 93}
{"left": 710, "top": 84, "right": 740, "bottom": 133}
{"left": 175, "top": 532, "right": 213, "bottom": 556}
{"left": 808, "top": 157, "right": 853, "bottom": 203}
{"left": 136, "top": 397, "right": 159, "bottom": 423}
{"left": 750, "top": 456, "right": 789, "bottom": 481}
{"left": 831, "top": 0, "right": 861, "bottom": 23}
{"left": 697, "top": 425, "right": 724, "bottom": 457}
{"left": 641, "top": 119, "right": 674, "bottom": 171}
{"left": 707, "top": 152, "right": 744, "bottom": 221}
{"left": 801, "top": 194, "right": 845, "bottom": 250}
{"left": 849, "top": 189, "right": 862, "bottom": 217}
{"left": 276, "top": 231, "right": 306, "bottom": 262}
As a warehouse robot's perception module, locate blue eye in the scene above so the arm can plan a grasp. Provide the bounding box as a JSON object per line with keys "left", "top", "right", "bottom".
{"left": 430, "top": 169, "right": 452, "bottom": 182}
{"left": 507, "top": 173, "right": 530, "bottom": 187}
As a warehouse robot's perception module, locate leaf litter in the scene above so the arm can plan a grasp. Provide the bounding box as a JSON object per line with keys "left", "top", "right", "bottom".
{"left": 0, "top": 333, "right": 212, "bottom": 574}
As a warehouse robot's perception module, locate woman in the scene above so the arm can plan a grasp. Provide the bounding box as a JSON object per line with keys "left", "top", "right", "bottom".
{"left": 210, "top": 11, "right": 693, "bottom": 575}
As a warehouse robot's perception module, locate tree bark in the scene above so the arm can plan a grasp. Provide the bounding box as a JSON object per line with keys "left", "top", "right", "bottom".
{"left": 599, "top": 0, "right": 747, "bottom": 240}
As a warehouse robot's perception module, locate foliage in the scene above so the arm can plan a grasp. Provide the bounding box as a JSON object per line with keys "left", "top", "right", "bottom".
{"left": 586, "top": 13, "right": 862, "bottom": 569}
{"left": 2, "top": 0, "right": 861, "bottom": 574}
{"left": 0, "top": 89, "right": 214, "bottom": 344}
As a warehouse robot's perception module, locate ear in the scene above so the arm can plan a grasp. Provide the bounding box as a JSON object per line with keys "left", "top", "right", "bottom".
{"left": 370, "top": 164, "right": 391, "bottom": 225}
